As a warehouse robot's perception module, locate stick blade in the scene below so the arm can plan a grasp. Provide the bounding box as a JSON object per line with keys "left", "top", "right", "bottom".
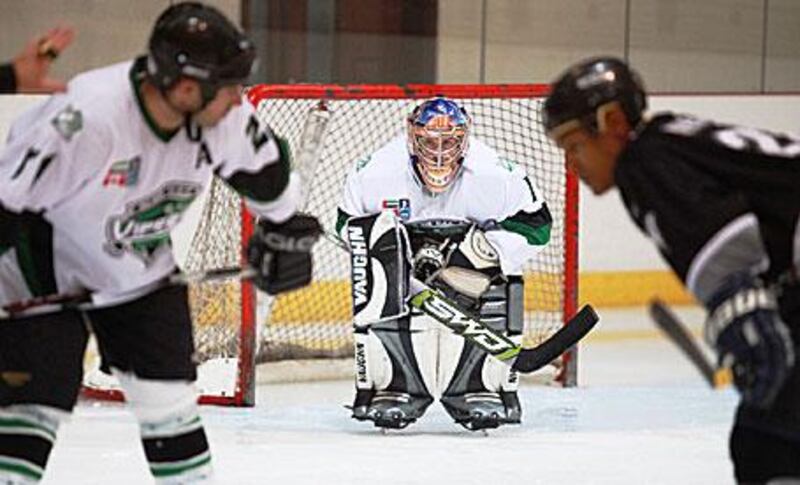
{"left": 513, "top": 304, "right": 599, "bottom": 373}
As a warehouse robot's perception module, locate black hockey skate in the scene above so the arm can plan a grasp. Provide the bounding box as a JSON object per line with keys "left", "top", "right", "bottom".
{"left": 440, "top": 391, "right": 522, "bottom": 431}
{"left": 351, "top": 389, "right": 433, "bottom": 429}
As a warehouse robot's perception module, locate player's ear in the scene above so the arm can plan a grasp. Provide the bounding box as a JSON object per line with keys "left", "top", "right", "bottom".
{"left": 596, "top": 102, "right": 631, "bottom": 137}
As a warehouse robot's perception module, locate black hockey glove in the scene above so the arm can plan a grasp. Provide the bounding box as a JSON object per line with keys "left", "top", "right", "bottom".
{"left": 704, "top": 273, "right": 795, "bottom": 409}
{"left": 412, "top": 243, "right": 448, "bottom": 283}
{"left": 246, "top": 213, "right": 322, "bottom": 295}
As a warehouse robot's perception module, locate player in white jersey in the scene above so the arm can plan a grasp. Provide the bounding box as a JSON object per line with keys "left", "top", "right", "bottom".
{"left": 0, "top": 3, "right": 321, "bottom": 483}
{"left": 337, "top": 97, "right": 552, "bottom": 430}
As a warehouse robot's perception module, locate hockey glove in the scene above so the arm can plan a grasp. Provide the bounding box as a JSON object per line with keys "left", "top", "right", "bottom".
{"left": 427, "top": 224, "right": 503, "bottom": 311}
{"left": 430, "top": 266, "right": 493, "bottom": 312}
{"left": 412, "top": 242, "right": 448, "bottom": 283}
{"left": 246, "top": 213, "right": 322, "bottom": 295}
{"left": 704, "top": 273, "right": 795, "bottom": 409}
{"left": 447, "top": 224, "right": 503, "bottom": 281}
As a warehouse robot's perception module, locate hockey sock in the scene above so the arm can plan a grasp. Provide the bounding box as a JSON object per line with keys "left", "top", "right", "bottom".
{"left": 115, "top": 372, "right": 213, "bottom": 483}
{"left": 141, "top": 412, "right": 212, "bottom": 483}
{"left": 0, "top": 405, "right": 65, "bottom": 484}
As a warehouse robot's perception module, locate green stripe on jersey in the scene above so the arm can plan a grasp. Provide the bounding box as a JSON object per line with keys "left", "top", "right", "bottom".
{"left": 335, "top": 209, "right": 351, "bottom": 237}
{"left": 499, "top": 219, "right": 551, "bottom": 246}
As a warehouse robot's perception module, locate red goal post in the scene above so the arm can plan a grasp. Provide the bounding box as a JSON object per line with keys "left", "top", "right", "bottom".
{"left": 81, "top": 83, "right": 579, "bottom": 407}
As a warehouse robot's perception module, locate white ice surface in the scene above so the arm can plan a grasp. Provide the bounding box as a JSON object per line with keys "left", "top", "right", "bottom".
{"left": 43, "top": 306, "right": 739, "bottom": 484}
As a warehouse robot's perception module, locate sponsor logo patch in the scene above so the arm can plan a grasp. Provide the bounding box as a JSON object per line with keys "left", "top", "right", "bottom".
{"left": 103, "top": 156, "right": 141, "bottom": 187}
{"left": 381, "top": 198, "right": 411, "bottom": 220}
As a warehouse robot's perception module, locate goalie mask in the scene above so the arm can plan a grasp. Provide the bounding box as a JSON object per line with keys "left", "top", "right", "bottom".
{"left": 407, "top": 97, "right": 471, "bottom": 194}
{"left": 147, "top": 2, "right": 257, "bottom": 105}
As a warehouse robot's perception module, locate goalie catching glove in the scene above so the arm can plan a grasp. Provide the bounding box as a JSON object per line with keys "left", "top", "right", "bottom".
{"left": 246, "top": 213, "right": 322, "bottom": 295}
{"left": 704, "top": 273, "right": 795, "bottom": 409}
{"left": 417, "top": 223, "right": 503, "bottom": 310}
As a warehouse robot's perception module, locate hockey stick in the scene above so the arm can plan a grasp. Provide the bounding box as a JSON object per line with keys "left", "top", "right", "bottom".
{"left": 0, "top": 266, "right": 259, "bottom": 320}
{"left": 648, "top": 299, "right": 732, "bottom": 389}
{"left": 324, "top": 231, "right": 599, "bottom": 374}
{"left": 411, "top": 286, "right": 598, "bottom": 373}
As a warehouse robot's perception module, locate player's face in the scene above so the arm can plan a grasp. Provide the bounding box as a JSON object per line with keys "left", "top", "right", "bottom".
{"left": 194, "top": 84, "right": 244, "bottom": 127}
{"left": 556, "top": 128, "right": 619, "bottom": 195}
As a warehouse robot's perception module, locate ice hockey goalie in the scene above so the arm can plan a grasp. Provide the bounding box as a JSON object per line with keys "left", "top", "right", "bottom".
{"left": 337, "top": 97, "right": 553, "bottom": 431}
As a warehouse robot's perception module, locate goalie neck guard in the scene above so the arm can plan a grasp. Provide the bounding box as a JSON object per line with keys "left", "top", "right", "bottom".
{"left": 542, "top": 57, "right": 647, "bottom": 139}
{"left": 147, "top": 2, "right": 257, "bottom": 105}
{"left": 407, "top": 97, "right": 471, "bottom": 194}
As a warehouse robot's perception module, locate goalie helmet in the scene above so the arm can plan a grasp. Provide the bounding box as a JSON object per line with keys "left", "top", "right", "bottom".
{"left": 147, "top": 2, "right": 256, "bottom": 104}
{"left": 543, "top": 57, "right": 647, "bottom": 139}
{"left": 407, "top": 97, "right": 471, "bottom": 194}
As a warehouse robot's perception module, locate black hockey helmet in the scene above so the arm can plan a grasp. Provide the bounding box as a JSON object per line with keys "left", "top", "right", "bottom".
{"left": 543, "top": 57, "right": 647, "bottom": 138}
{"left": 147, "top": 2, "right": 256, "bottom": 103}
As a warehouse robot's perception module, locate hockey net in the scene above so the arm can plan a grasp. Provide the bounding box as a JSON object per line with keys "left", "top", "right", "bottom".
{"left": 82, "top": 84, "right": 578, "bottom": 406}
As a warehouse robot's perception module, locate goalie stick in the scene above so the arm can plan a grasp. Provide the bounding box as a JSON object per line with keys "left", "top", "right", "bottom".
{"left": 648, "top": 299, "right": 732, "bottom": 389}
{"left": 411, "top": 285, "right": 598, "bottom": 373}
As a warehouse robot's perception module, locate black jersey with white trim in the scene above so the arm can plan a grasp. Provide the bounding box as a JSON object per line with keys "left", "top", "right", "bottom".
{"left": 614, "top": 113, "right": 800, "bottom": 287}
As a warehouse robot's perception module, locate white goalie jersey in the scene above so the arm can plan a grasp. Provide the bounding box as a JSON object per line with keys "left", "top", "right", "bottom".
{"left": 0, "top": 58, "right": 301, "bottom": 306}
{"left": 337, "top": 135, "right": 551, "bottom": 274}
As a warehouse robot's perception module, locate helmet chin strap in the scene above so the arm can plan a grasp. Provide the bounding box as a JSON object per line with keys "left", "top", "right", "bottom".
{"left": 159, "top": 80, "right": 218, "bottom": 119}
{"left": 198, "top": 82, "right": 219, "bottom": 110}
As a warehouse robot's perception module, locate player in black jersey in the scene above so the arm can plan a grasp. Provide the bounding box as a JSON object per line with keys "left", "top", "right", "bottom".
{"left": 543, "top": 57, "right": 800, "bottom": 484}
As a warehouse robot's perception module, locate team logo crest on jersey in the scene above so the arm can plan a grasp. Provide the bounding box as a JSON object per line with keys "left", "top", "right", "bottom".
{"left": 381, "top": 198, "right": 411, "bottom": 220}
{"left": 51, "top": 104, "right": 83, "bottom": 141}
{"left": 103, "top": 157, "right": 141, "bottom": 187}
{"left": 104, "top": 182, "right": 201, "bottom": 265}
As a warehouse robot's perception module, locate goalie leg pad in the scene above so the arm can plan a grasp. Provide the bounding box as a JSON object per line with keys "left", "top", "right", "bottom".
{"left": 347, "top": 212, "right": 411, "bottom": 328}
{"left": 348, "top": 212, "right": 433, "bottom": 428}
{"left": 438, "top": 278, "right": 523, "bottom": 431}
{"left": 115, "top": 372, "right": 212, "bottom": 483}
{"left": 0, "top": 404, "right": 66, "bottom": 484}
{"left": 350, "top": 315, "right": 435, "bottom": 429}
